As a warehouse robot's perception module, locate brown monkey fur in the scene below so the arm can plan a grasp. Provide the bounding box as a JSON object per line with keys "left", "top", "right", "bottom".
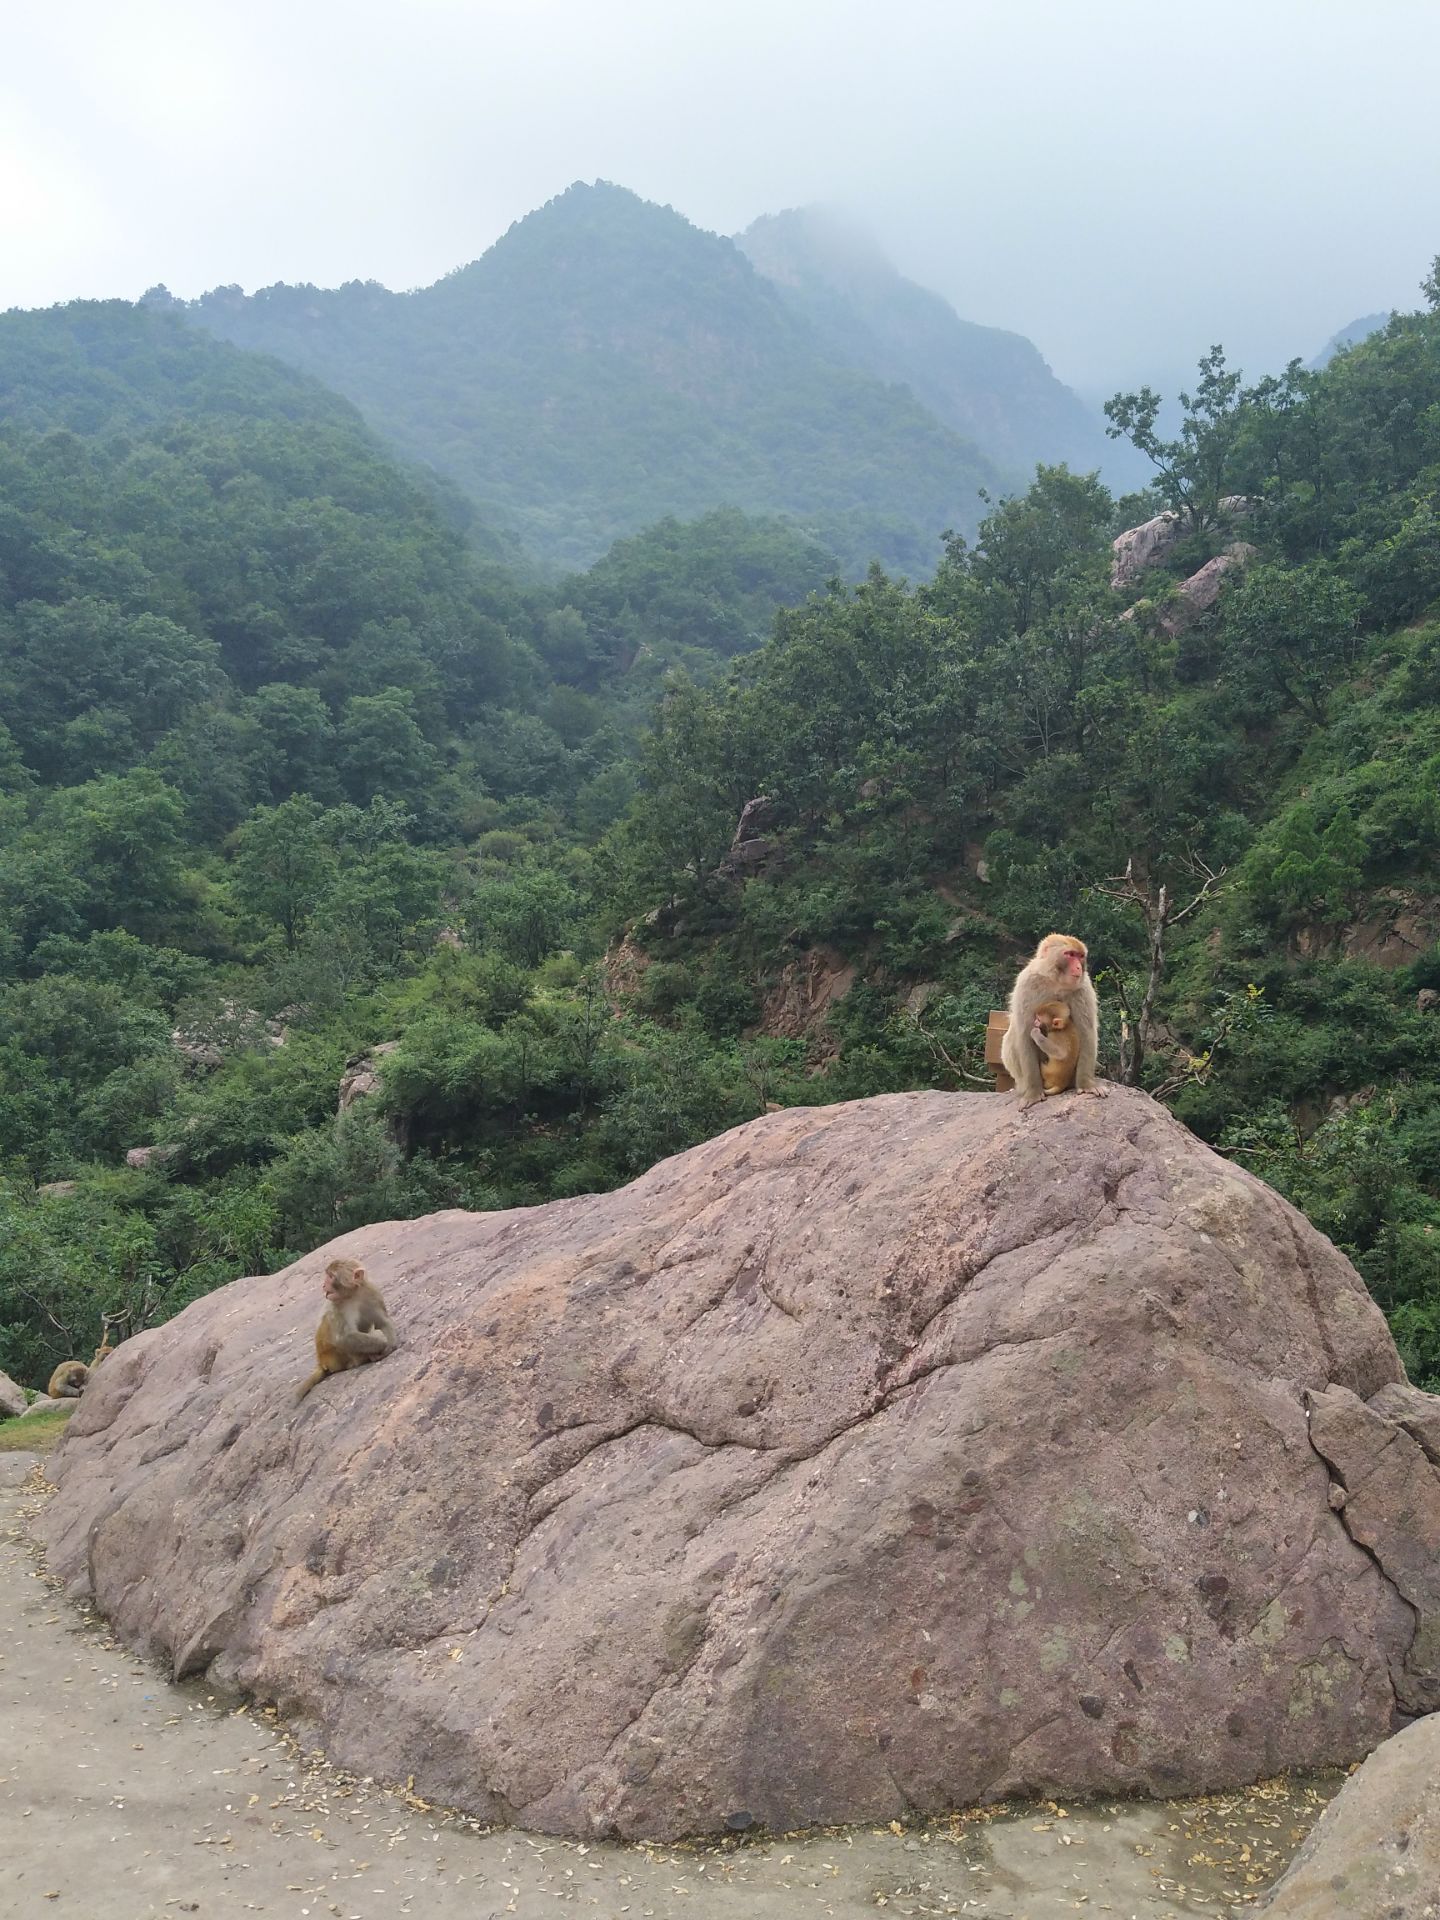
{"left": 295, "top": 1257, "right": 395, "bottom": 1402}
{"left": 1031, "top": 999, "right": 1080, "bottom": 1095}
{"left": 47, "top": 1360, "right": 89, "bottom": 1398}
{"left": 90, "top": 1337, "right": 114, "bottom": 1369}
{"left": 1000, "top": 932, "right": 1104, "bottom": 1111}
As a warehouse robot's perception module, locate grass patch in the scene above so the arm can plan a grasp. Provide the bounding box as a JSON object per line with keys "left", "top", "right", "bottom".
{"left": 0, "top": 1406, "right": 75, "bottom": 1453}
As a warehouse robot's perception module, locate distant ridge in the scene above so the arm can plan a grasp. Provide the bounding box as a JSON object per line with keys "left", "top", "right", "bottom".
{"left": 172, "top": 182, "right": 1006, "bottom": 575}
{"left": 1310, "top": 311, "right": 1393, "bottom": 370}
{"left": 736, "top": 205, "right": 1111, "bottom": 481}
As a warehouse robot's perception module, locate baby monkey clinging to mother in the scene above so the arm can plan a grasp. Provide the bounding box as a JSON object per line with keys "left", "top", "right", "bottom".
{"left": 1001, "top": 933, "right": 1106, "bottom": 1111}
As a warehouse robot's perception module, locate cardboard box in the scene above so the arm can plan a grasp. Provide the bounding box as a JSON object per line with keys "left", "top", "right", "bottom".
{"left": 985, "top": 1009, "right": 1013, "bottom": 1091}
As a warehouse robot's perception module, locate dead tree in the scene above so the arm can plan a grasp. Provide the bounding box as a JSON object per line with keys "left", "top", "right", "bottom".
{"left": 1091, "top": 855, "right": 1226, "bottom": 1085}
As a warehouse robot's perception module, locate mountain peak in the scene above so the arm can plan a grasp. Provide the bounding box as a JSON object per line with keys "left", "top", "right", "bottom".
{"left": 740, "top": 206, "right": 895, "bottom": 288}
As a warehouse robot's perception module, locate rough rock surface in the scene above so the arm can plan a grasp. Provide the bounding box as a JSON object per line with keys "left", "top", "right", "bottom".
{"left": 1110, "top": 497, "right": 1252, "bottom": 590}
{"left": 124, "top": 1143, "right": 180, "bottom": 1171}
{"left": 40, "top": 1088, "right": 1437, "bottom": 1841}
{"left": 1156, "top": 543, "right": 1256, "bottom": 637}
{"left": 717, "top": 794, "right": 781, "bottom": 878}
{"left": 337, "top": 1040, "right": 399, "bottom": 1111}
{"left": 0, "top": 1370, "right": 25, "bottom": 1419}
{"left": 1111, "top": 510, "right": 1186, "bottom": 588}
{"left": 758, "top": 944, "right": 856, "bottom": 1049}
{"left": 1259, "top": 1713, "right": 1440, "bottom": 1917}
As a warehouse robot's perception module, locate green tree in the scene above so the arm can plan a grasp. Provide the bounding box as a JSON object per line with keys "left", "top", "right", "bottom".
{"left": 1105, "top": 346, "right": 1245, "bottom": 530}
{"left": 230, "top": 795, "right": 336, "bottom": 950}
{"left": 1222, "top": 561, "right": 1362, "bottom": 722}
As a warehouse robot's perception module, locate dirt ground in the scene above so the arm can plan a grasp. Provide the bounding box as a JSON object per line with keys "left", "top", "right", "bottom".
{"left": 0, "top": 1454, "right": 1338, "bottom": 1920}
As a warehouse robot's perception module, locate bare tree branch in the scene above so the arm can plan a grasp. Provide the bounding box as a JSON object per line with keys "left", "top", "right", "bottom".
{"left": 1088, "top": 853, "right": 1227, "bottom": 1085}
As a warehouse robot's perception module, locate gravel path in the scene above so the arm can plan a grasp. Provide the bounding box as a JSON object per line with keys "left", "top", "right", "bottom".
{"left": 0, "top": 1456, "right": 1337, "bottom": 1920}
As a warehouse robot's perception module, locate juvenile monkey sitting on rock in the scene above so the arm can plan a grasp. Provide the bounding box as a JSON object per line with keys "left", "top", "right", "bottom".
{"left": 1001, "top": 932, "right": 1105, "bottom": 1111}
{"left": 296, "top": 1257, "right": 396, "bottom": 1402}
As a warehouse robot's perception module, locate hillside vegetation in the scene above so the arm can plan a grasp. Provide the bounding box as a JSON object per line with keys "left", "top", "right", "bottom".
{"left": 165, "top": 183, "right": 1003, "bottom": 575}
{"left": 1, "top": 267, "right": 1438, "bottom": 1404}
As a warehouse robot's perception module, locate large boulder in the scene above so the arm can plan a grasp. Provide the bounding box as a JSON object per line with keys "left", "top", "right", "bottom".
{"left": 1111, "top": 509, "right": 1185, "bottom": 588}
{"left": 0, "top": 1370, "right": 26, "bottom": 1419}
{"left": 39, "top": 1088, "right": 1436, "bottom": 1841}
{"left": 1259, "top": 1713, "right": 1440, "bottom": 1917}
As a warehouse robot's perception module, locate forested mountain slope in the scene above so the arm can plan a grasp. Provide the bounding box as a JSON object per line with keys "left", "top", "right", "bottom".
{"left": 0, "top": 299, "right": 852, "bottom": 1386}
{"left": 2, "top": 273, "right": 1438, "bottom": 1415}
{"left": 737, "top": 205, "right": 1110, "bottom": 481}
{"left": 164, "top": 183, "right": 1002, "bottom": 575}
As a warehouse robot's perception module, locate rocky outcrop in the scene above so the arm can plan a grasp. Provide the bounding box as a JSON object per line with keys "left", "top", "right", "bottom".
{"left": 1334, "top": 892, "right": 1440, "bottom": 971}
{"left": 757, "top": 944, "right": 856, "bottom": 1048}
{"left": 717, "top": 795, "right": 780, "bottom": 878}
{"left": 124, "top": 1144, "right": 181, "bottom": 1172}
{"left": 1155, "top": 543, "right": 1256, "bottom": 637}
{"left": 1258, "top": 1713, "right": 1439, "bottom": 1917}
{"left": 172, "top": 1001, "right": 287, "bottom": 1070}
{"left": 40, "top": 1088, "right": 1435, "bottom": 1842}
{"left": 0, "top": 1371, "right": 26, "bottom": 1419}
{"left": 337, "top": 1042, "right": 399, "bottom": 1112}
{"left": 1110, "top": 497, "right": 1251, "bottom": 590}
{"left": 1111, "top": 510, "right": 1187, "bottom": 589}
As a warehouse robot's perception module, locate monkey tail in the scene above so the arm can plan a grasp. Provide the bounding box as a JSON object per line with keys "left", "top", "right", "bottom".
{"left": 294, "top": 1368, "right": 325, "bottom": 1404}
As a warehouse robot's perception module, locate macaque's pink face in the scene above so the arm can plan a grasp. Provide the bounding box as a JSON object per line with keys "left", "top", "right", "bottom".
{"left": 323, "top": 1266, "right": 360, "bottom": 1304}
{"left": 1041, "top": 939, "right": 1086, "bottom": 985}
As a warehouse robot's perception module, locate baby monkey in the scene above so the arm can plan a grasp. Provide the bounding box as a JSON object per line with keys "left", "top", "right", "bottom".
{"left": 296, "top": 1257, "right": 396, "bottom": 1402}
{"left": 1030, "top": 999, "right": 1080, "bottom": 1095}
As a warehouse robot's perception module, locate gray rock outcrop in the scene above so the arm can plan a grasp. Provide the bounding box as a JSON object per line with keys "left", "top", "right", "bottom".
{"left": 718, "top": 795, "right": 780, "bottom": 877}
{"left": 40, "top": 1088, "right": 1436, "bottom": 1841}
{"left": 1259, "top": 1712, "right": 1439, "bottom": 1917}
{"left": 1156, "top": 543, "right": 1256, "bottom": 636}
{"left": 0, "top": 1371, "right": 26, "bottom": 1419}
{"left": 124, "top": 1144, "right": 181, "bottom": 1171}
{"left": 1110, "top": 497, "right": 1252, "bottom": 590}
{"left": 337, "top": 1041, "right": 400, "bottom": 1112}
{"left": 1111, "top": 509, "right": 1187, "bottom": 589}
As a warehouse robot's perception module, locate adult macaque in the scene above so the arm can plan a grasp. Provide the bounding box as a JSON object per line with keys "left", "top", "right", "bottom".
{"left": 296, "top": 1258, "right": 396, "bottom": 1402}
{"left": 1031, "top": 1000, "right": 1080, "bottom": 1095}
{"left": 47, "top": 1360, "right": 89, "bottom": 1398}
{"left": 1001, "top": 933, "right": 1104, "bottom": 1111}
{"left": 90, "top": 1337, "right": 114, "bottom": 1370}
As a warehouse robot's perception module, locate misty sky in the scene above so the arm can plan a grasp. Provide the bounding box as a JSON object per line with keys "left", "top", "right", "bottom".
{"left": 4, "top": 0, "right": 1437, "bottom": 393}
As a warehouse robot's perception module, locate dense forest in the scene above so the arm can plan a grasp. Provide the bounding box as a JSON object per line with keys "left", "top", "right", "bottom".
{"left": 1, "top": 263, "right": 1438, "bottom": 1402}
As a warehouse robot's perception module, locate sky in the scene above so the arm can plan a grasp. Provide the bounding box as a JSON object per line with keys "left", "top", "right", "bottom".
{"left": 3, "top": 0, "right": 1437, "bottom": 393}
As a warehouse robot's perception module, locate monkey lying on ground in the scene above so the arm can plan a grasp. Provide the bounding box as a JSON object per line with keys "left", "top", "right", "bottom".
{"left": 47, "top": 1360, "right": 89, "bottom": 1398}
{"left": 1031, "top": 999, "right": 1081, "bottom": 1095}
{"left": 296, "top": 1257, "right": 396, "bottom": 1402}
{"left": 1001, "top": 932, "right": 1105, "bottom": 1111}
